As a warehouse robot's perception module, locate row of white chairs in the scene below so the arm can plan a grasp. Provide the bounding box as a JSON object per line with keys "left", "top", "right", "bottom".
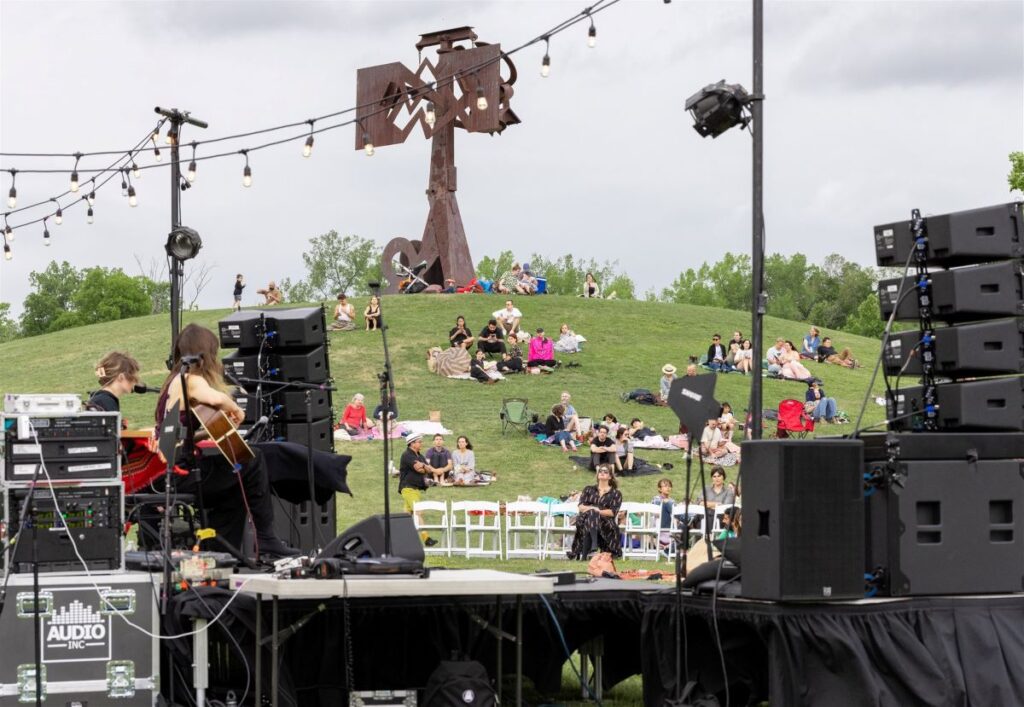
{"left": 411, "top": 500, "right": 739, "bottom": 561}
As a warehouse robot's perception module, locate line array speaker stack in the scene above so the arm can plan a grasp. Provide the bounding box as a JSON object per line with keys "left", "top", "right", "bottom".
{"left": 218, "top": 306, "right": 335, "bottom": 452}
{"left": 218, "top": 307, "right": 337, "bottom": 551}
{"left": 866, "top": 201, "right": 1024, "bottom": 595}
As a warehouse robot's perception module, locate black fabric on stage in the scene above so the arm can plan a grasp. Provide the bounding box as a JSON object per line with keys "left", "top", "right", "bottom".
{"left": 164, "top": 581, "right": 1024, "bottom": 707}
{"left": 641, "top": 592, "right": 1024, "bottom": 707}
{"left": 254, "top": 441, "right": 352, "bottom": 503}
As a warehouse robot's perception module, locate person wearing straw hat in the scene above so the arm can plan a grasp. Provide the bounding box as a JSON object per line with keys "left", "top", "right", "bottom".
{"left": 398, "top": 433, "right": 435, "bottom": 545}
{"left": 659, "top": 363, "right": 677, "bottom": 403}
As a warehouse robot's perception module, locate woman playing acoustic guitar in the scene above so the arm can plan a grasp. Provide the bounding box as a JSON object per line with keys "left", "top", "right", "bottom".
{"left": 157, "top": 323, "right": 298, "bottom": 559}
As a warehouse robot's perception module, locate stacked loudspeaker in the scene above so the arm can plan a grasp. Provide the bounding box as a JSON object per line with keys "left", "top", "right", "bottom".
{"left": 867, "top": 201, "right": 1024, "bottom": 595}
{"left": 217, "top": 306, "right": 337, "bottom": 551}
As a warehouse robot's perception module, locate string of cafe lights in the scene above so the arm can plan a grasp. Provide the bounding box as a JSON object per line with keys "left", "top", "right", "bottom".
{"left": 1, "top": 0, "right": 627, "bottom": 262}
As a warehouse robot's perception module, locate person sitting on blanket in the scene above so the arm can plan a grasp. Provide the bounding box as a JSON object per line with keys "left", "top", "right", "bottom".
{"left": 659, "top": 363, "right": 677, "bottom": 402}
{"left": 449, "top": 315, "right": 474, "bottom": 350}
{"left": 589, "top": 425, "right": 617, "bottom": 469}
{"left": 470, "top": 349, "right": 495, "bottom": 384}
{"left": 780, "top": 340, "right": 814, "bottom": 381}
{"left": 496, "top": 263, "right": 523, "bottom": 295}
{"left": 424, "top": 433, "right": 453, "bottom": 486}
{"left": 699, "top": 419, "right": 741, "bottom": 466}
{"left": 560, "top": 391, "right": 581, "bottom": 435}
{"left": 497, "top": 335, "right": 525, "bottom": 374}
{"left": 699, "top": 466, "right": 736, "bottom": 510}
{"left": 546, "top": 404, "right": 577, "bottom": 451}
{"left": 718, "top": 401, "right": 737, "bottom": 437}
{"left": 615, "top": 426, "right": 634, "bottom": 472}
{"left": 451, "top": 435, "right": 479, "bottom": 485}
{"left": 477, "top": 320, "right": 507, "bottom": 356}
{"left": 527, "top": 328, "right": 557, "bottom": 368}
{"left": 601, "top": 413, "right": 620, "bottom": 437}
{"left": 706, "top": 334, "right": 729, "bottom": 372}
{"left": 734, "top": 339, "right": 754, "bottom": 374}
{"left": 373, "top": 393, "right": 398, "bottom": 431}
{"left": 493, "top": 299, "right": 523, "bottom": 336}
{"left": 817, "top": 336, "right": 859, "bottom": 368}
{"left": 766, "top": 337, "right": 786, "bottom": 376}
{"left": 802, "top": 326, "right": 821, "bottom": 360}
{"left": 568, "top": 464, "right": 622, "bottom": 560}
{"left": 329, "top": 292, "right": 356, "bottom": 331}
{"left": 630, "top": 417, "right": 657, "bottom": 440}
{"left": 554, "top": 323, "right": 581, "bottom": 353}
{"left": 340, "top": 393, "right": 375, "bottom": 436}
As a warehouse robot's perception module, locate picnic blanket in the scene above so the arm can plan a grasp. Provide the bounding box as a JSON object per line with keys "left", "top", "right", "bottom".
{"left": 632, "top": 435, "right": 682, "bottom": 450}
{"left": 401, "top": 420, "right": 454, "bottom": 437}
{"left": 568, "top": 455, "right": 665, "bottom": 477}
{"left": 333, "top": 420, "right": 453, "bottom": 442}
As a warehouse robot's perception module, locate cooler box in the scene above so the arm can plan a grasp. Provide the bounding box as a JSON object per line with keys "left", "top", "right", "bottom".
{"left": 0, "top": 572, "right": 159, "bottom": 705}
{"left": 536, "top": 277, "right": 547, "bottom": 294}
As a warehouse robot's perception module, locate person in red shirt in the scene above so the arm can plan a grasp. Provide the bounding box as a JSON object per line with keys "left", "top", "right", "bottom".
{"left": 341, "top": 393, "right": 374, "bottom": 436}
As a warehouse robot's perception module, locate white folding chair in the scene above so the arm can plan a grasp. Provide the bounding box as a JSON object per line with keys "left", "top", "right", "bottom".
{"left": 620, "top": 502, "right": 661, "bottom": 560}
{"left": 504, "top": 501, "right": 548, "bottom": 560}
{"left": 669, "top": 503, "right": 709, "bottom": 557}
{"left": 450, "top": 500, "right": 502, "bottom": 558}
{"left": 713, "top": 504, "right": 735, "bottom": 533}
{"left": 412, "top": 500, "right": 451, "bottom": 557}
{"left": 543, "top": 502, "right": 579, "bottom": 557}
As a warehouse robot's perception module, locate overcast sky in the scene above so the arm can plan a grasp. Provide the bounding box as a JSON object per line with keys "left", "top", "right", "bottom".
{"left": 1, "top": 0, "right": 1021, "bottom": 314}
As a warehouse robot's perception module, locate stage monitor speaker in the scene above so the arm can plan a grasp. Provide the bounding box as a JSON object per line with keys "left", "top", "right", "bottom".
{"left": 323, "top": 513, "right": 425, "bottom": 562}
{"left": 223, "top": 345, "right": 328, "bottom": 383}
{"left": 861, "top": 431, "right": 1024, "bottom": 462}
{"left": 865, "top": 458, "right": 1024, "bottom": 595}
{"left": 274, "top": 417, "right": 334, "bottom": 453}
{"left": 218, "top": 306, "right": 326, "bottom": 349}
{"left": 740, "top": 439, "right": 864, "bottom": 601}
{"left": 874, "top": 202, "right": 1023, "bottom": 268}
{"left": 883, "top": 318, "right": 1024, "bottom": 378}
{"left": 887, "top": 377, "right": 1024, "bottom": 432}
{"left": 272, "top": 495, "right": 336, "bottom": 555}
{"left": 878, "top": 260, "right": 1024, "bottom": 323}
{"left": 235, "top": 389, "right": 334, "bottom": 425}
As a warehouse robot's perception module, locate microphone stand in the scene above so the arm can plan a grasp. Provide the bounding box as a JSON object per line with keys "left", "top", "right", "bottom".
{"left": 368, "top": 282, "right": 395, "bottom": 557}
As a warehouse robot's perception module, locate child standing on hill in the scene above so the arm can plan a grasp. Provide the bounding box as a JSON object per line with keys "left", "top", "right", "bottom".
{"left": 232, "top": 274, "right": 245, "bottom": 311}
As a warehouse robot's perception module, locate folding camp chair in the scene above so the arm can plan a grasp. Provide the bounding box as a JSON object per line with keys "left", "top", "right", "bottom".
{"left": 776, "top": 398, "right": 815, "bottom": 438}
{"left": 500, "top": 398, "right": 531, "bottom": 435}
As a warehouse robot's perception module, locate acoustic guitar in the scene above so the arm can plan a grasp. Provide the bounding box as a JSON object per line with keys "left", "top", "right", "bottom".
{"left": 191, "top": 403, "right": 255, "bottom": 467}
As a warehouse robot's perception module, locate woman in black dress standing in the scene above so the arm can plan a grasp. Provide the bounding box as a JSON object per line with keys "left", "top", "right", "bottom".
{"left": 569, "top": 464, "right": 623, "bottom": 559}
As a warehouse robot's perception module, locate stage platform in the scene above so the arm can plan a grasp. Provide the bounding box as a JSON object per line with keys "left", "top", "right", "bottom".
{"left": 162, "top": 571, "right": 1024, "bottom": 706}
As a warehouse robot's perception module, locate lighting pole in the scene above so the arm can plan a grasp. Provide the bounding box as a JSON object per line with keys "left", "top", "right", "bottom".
{"left": 154, "top": 106, "right": 207, "bottom": 367}
{"left": 750, "top": 0, "right": 765, "bottom": 438}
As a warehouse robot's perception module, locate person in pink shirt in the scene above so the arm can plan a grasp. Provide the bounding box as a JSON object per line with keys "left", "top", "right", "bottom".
{"left": 527, "top": 327, "right": 557, "bottom": 368}
{"left": 340, "top": 393, "right": 374, "bottom": 436}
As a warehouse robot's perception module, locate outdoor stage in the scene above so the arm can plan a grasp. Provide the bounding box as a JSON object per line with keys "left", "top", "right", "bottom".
{"left": 161, "top": 570, "right": 1024, "bottom": 706}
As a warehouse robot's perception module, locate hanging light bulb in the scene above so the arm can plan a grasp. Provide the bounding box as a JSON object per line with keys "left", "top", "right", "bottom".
{"left": 52, "top": 200, "right": 63, "bottom": 226}
{"left": 3, "top": 225, "right": 12, "bottom": 243}
{"left": 86, "top": 206, "right": 94, "bottom": 224}
{"left": 43, "top": 220, "right": 51, "bottom": 246}
{"left": 128, "top": 186, "right": 138, "bottom": 207}
{"left": 3, "top": 243, "right": 11, "bottom": 261}
{"left": 131, "top": 162, "right": 141, "bottom": 179}
{"left": 87, "top": 185, "right": 96, "bottom": 207}
{"left": 425, "top": 102, "right": 437, "bottom": 127}
{"left": 165, "top": 128, "right": 177, "bottom": 145}
{"left": 7, "top": 170, "right": 16, "bottom": 208}
{"left": 476, "top": 85, "right": 488, "bottom": 111}
{"left": 541, "top": 37, "right": 551, "bottom": 77}
{"left": 242, "top": 165, "right": 252, "bottom": 187}
{"left": 588, "top": 20, "right": 597, "bottom": 48}
{"left": 363, "top": 132, "right": 375, "bottom": 157}
{"left": 154, "top": 146, "right": 162, "bottom": 162}
{"left": 121, "top": 172, "right": 129, "bottom": 197}
{"left": 187, "top": 160, "right": 197, "bottom": 182}
{"left": 70, "top": 170, "right": 80, "bottom": 192}
{"left": 303, "top": 135, "right": 315, "bottom": 158}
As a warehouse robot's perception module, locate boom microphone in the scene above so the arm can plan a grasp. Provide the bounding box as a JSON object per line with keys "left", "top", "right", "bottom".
{"left": 132, "top": 384, "right": 161, "bottom": 394}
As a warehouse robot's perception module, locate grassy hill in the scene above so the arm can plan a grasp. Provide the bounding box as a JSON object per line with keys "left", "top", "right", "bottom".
{"left": 0, "top": 295, "right": 886, "bottom": 702}
{"left": 0, "top": 294, "right": 887, "bottom": 533}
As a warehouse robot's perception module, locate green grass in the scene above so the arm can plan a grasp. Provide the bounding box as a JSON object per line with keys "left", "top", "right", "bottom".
{"left": 0, "top": 294, "right": 887, "bottom": 548}
{"left": 0, "top": 295, "right": 884, "bottom": 703}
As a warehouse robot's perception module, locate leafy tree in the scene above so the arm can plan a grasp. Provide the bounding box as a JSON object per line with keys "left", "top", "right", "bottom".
{"left": 843, "top": 291, "right": 886, "bottom": 339}
{"left": 60, "top": 267, "right": 150, "bottom": 331}
{"left": 661, "top": 253, "right": 751, "bottom": 310}
{"left": 603, "top": 274, "right": 636, "bottom": 300}
{"left": 0, "top": 302, "right": 19, "bottom": 342}
{"left": 475, "top": 251, "right": 516, "bottom": 284}
{"left": 294, "top": 231, "right": 382, "bottom": 299}
{"left": 1010, "top": 151, "right": 1024, "bottom": 194}
{"left": 20, "top": 261, "right": 82, "bottom": 336}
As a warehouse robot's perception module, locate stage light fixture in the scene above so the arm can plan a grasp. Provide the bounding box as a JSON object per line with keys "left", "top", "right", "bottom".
{"left": 165, "top": 226, "right": 203, "bottom": 261}
{"left": 685, "top": 80, "right": 752, "bottom": 138}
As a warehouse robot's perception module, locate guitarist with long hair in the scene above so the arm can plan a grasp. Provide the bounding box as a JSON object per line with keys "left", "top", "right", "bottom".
{"left": 156, "top": 323, "right": 298, "bottom": 559}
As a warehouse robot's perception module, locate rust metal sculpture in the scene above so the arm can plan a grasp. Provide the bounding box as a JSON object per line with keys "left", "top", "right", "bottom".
{"left": 356, "top": 27, "right": 520, "bottom": 292}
